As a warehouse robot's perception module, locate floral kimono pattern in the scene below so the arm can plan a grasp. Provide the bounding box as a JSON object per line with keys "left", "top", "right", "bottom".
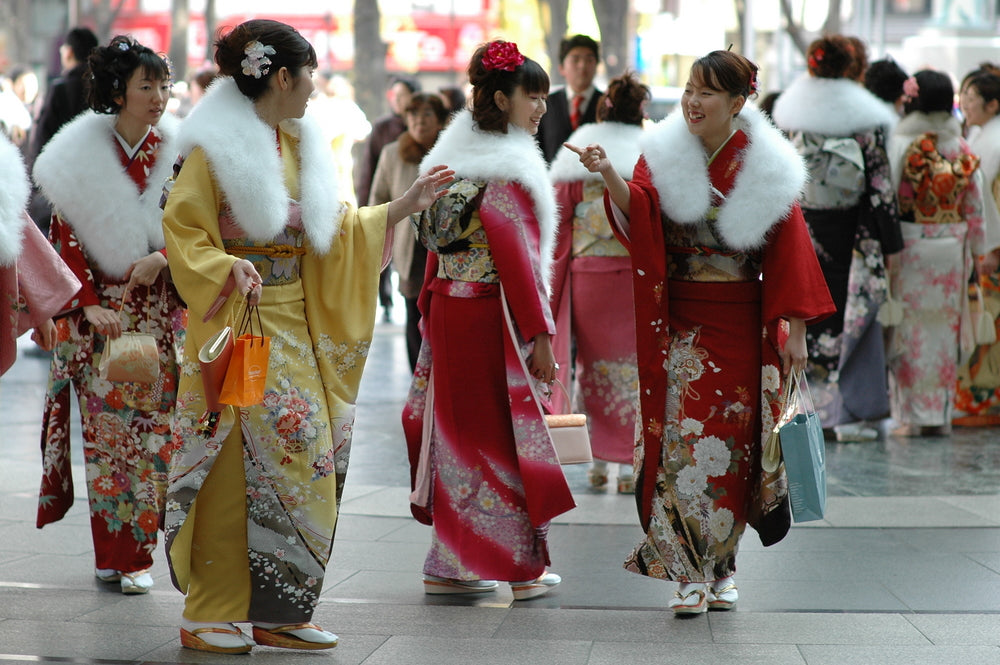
{"left": 795, "top": 128, "right": 902, "bottom": 426}
{"left": 889, "top": 132, "right": 984, "bottom": 427}
{"left": 403, "top": 179, "right": 575, "bottom": 582}
{"left": 36, "top": 128, "right": 185, "bottom": 575}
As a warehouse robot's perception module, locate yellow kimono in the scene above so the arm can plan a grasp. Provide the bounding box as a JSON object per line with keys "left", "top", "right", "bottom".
{"left": 162, "top": 78, "right": 388, "bottom": 624}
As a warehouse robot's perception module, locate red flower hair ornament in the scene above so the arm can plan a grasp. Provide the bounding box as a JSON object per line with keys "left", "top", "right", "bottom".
{"left": 482, "top": 41, "right": 525, "bottom": 72}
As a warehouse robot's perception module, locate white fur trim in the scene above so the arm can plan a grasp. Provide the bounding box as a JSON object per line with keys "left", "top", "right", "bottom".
{"left": 971, "top": 114, "right": 1000, "bottom": 189}
{"left": 0, "top": 132, "right": 30, "bottom": 266}
{"left": 772, "top": 75, "right": 898, "bottom": 136}
{"left": 549, "top": 122, "right": 644, "bottom": 183}
{"left": 641, "top": 104, "right": 806, "bottom": 251}
{"left": 888, "top": 112, "right": 963, "bottom": 189}
{"left": 175, "top": 77, "right": 344, "bottom": 254}
{"left": 420, "top": 109, "right": 558, "bottom": 287}
{"left": 32, "top": 111, "right": 179, "bottom": 278}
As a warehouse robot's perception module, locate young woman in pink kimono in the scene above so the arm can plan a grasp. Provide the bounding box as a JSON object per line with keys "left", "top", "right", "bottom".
{"left": 548, "top": 73, "right": 647, "bottom": 494}
{"left": 31, "top": 36, "right": 184, "bottom": 595}
{"left": 403, "top": 40, "right": 575, "bottom": 600}
{"left": 0, "top": 131, "right": 79, "bottom": 376}
{"left": 161, "top": 20, "right": 452, "bottom": 654}
{"left": 886, "top": 70, "right": 998, "bottom": 434}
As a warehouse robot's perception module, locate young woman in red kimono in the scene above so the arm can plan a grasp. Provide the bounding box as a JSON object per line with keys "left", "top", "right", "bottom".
{"left": 31, "top": 36, "right": 184, "bottom": 594}
{"left": 403, "top": 40, "right": 575, "bottom": 600}
{"left": 567, "top": 50, "right": 834, "bottom": 614}
{"left": 548, "top": 73, "right": 648, "bottom": 494}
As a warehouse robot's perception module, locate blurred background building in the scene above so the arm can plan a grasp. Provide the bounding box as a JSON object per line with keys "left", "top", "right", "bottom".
{"left": 0, "top": 0, "right": 994, "bottom": 123}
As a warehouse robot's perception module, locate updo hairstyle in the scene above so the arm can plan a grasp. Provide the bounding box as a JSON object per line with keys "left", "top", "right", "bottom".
{"left": 806, "top": 35, "right": 855, "bottom": 80}
{"left": 690, "top": 50, "right": 758, "bottom": 100}
{"left": 864, "top": 58, "right": 908, "bottom": 104}
{"left": 902, "top": 70, "right": 954, "bottom": 115}
{"left": 214, "top": 19, "right": 317, "bottom": 101}
{"left": 596, "top": 71, "right": 649, "bottom": 126}
{"left": 469, "top": 40, "right": 549, "bottom": 133}
{"left": 844, "top": 36, "right": 868, "bottom": 81}
{"left": 85, "top": 35, "right": 171, "bottom": 115}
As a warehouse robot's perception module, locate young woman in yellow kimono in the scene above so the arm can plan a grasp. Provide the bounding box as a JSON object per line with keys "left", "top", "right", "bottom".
{"left": 161, "top": 19, "right": 452, "bottom": 654}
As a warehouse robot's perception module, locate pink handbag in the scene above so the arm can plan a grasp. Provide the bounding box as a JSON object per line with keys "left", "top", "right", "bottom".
{"left": 545, "top": 379, "right": 593, "bottom": 465}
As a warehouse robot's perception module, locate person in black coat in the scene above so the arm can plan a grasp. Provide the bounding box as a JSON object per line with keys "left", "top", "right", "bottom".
{"left": 536, "top": 34, "right": 601, "bottom": 163}
{"left": 26, "top": 26, "right": 98, "bottom": 232}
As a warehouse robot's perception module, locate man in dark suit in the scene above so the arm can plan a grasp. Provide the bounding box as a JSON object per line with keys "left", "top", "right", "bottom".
{"left": 26, "top": 26, "right": 98, "bottom": 232}
{"left": 536, "top": 34, "right": 601, "bottom": 163}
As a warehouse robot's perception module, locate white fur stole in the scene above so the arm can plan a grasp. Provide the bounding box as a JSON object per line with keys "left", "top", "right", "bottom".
{"left": 549, "top": 122, "right": 644, "bottom": 183}
{"left": 175, "top": 77, "right": 344, "bottom": 254}
{"left": 0, "top": 132, "right": 30, "bottom": 266}
{"left": 772, "top": 75, "right": 897, "bottom": 136}
{"left": 420, "top": 109, "right": 558, "bottom": 286}
{"left": 641, "top": 104, "right": 806, "bottom": 250}
{"left": 32, "top": 111, "right": 179, "bottom": 278}
{"left": 971, "top": 114, "right": 1000, "bottom": 190}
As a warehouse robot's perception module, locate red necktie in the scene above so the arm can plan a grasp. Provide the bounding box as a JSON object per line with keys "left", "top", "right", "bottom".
{"left": 570, "top": 93, "right": 583, "bottom": 130}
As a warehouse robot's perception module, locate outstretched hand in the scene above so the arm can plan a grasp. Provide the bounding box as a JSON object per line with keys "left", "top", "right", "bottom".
{"left": 564, "top": 142, "right": 610, "bottom": 174}
{"left": 390, "top": 164, "right": 456, "bottom": 223}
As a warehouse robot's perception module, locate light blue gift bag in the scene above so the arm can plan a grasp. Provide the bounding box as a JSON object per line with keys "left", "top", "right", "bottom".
{"left": 779, "top": 371, "right": 827, "bottom": 522}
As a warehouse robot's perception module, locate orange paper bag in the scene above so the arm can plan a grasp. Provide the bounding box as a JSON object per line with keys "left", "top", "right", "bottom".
{"left": 219, "top": 305, "right": 270, "bottom": 407}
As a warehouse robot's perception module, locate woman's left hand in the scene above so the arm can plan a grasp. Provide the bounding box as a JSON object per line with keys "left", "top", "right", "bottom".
{"left": 124, "top": 251, "right": 168, "bottom": 287}
{"left": 30, "top": 319, "right": 57, "bottom": 351}
{"left": 528, "top": 333, "right": 557, "bottom": 384}
{"left": 388, "top": 164, "right": 456, "bottom": 223}
{"left": 781, "top": 317, "right": 808, "bottom": 377}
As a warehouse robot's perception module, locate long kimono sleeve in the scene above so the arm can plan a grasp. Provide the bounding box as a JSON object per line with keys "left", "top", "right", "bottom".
{"left": 50, "top": 214, "right": 99, "bottom": 311}
{"left": 761, "top": 202, "right": 836, "bottom": 327}
{"left": 479, "top": 182, "right": 555, "bottom": 341}
{"left": 548, "top": 179, "right": 579, "bottom": 321}
{"left": 860, "top": 128, "right": 904, "bottom": 256}
{"left": 161, "top": 148, "right": 238, "bottom": 330}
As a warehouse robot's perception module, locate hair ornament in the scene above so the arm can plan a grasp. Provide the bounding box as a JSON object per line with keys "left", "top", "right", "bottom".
{"left": 116, "top": 41, "right": 130, "bottom": 52}
{"left": 808, "top": 47, "right": 825, "bottom": 71}
{"left": 241, "top": 40, "right": 276, "bottom": 79}
{"left": 604, "top": 97, "right": 613, "bottom": 109}
{"left": 482, "top": 41, "right": 525, "bottom": 73}
{"left": 902, "top": 76, "right": 919, "bottom": 102}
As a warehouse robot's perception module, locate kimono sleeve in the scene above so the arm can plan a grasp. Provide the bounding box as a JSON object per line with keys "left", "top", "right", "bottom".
{"left": 479, "top": 182, "right": 554, "bottom": 341}
{"left": 49, "top": 213, "right": 98, "bottom": 310}
{"left": 161, "top": 147, "right": 239, "bottom": 325}
{"left": 761, "top": 202, "right": 836, "bottom": 327}
{"left": 860, "top": 128, "right": 903, "bottom": 256}
{"left": 549, "top": 179, "right": 581, "bottom": 316}
{"left": 605, "top": 156, "right": 661, "bottom": 251}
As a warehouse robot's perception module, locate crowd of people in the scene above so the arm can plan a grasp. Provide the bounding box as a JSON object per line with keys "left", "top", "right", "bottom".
{"left": 3, "top": 17, "right": 1000, "bottom": 654}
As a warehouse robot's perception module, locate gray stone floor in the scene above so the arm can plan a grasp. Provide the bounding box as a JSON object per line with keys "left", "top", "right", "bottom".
{"left": 2, "top": 317, "right": 1000, "bottom": 665}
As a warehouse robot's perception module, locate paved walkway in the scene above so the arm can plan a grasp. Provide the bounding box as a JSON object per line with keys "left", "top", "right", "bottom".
{"left": 1, "top": 321, "right": 999, "bottom": 664}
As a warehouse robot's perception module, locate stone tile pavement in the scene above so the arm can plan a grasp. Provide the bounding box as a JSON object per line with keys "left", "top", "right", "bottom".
{"left": 1, "top": 321, "right": 999, "bottom": 664}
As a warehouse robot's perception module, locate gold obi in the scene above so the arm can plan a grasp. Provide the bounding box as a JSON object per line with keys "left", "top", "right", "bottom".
{"left": 224, "top": 226, "right": 306, "bottom": 286}
{"left": 436, "top": 213, "right": 499, "bottom": 283}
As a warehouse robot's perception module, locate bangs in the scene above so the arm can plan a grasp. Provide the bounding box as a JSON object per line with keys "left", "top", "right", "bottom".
{"left": 138, "top": 52, "right": 172, "bottom": 82}
{"left": 689, "top": 62, "right": 722, "bottom": 92}
{"left": 519, "top": 58, "right": 550, "bottom": 95}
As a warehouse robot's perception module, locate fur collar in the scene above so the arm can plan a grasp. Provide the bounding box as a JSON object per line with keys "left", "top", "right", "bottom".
{"left": 641, "top": 104, "right": 806, "bottom": 250}
{"left": 888, "top": 112, "right": 964, "bottom": 189}
{"left": 0, "top": 133, "right": 29, "bottom": 266}
{"left": 32, "top": 111, "right": 179, "bottom": 278}
{"left": 175, "top": 77, "right": 344, "bottom": 254}
{"left": 420, "top": 109, "right": 558, "bottom": 284}
{"left": 772, "top": 75, "right": 897, "bottom": 136}
{"left": 549, "top": 122, "right": 644, "bottom": 183}
{"left": 971, "top": 114, "right": 1000, "bottom": 187}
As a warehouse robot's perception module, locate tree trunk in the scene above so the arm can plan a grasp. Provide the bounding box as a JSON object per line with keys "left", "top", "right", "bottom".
{"left": 779, "top": 0, "right": 811, "bottom": 56}
{"left": 89, "top": 0, "right": 126, "bottom": 42}
{"left": 169, "top": 0, "right": 190, "bottom": 82}
{"left": 204, "top": 0, "right": 217, "bottom": 64}
{"left": 823, "top": 0, "right": 842, "bottom": 34}
{"left": 353, "top": 0, "right": 386, "bottom": 120}
{"left": 734, "top": 0, "right": 747, "bottom": 53}
{"left": 539, "top": 0, "right": 569, "bottom": 84}
{"left": 592, "top": 0, "right": 628, "bottom": 78}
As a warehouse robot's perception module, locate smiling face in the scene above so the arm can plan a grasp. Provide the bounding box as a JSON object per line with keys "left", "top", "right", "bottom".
{"left": 116, "top": 67, "right": 170, "bottom": 129}
{"left": 495, "top": 85, "right": 547, "bottom": 134}
{"left": 960, "top": 83, "right": 998, "bottom": 128}
{"left": 681, "top": 67, "right": 745, "bottom": 154}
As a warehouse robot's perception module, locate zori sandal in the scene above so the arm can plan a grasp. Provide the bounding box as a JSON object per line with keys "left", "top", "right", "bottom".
{"left": 669, "top": 583, "right": 707, "bottom": 615}
{"left": 180, "top": 625, "right": 254, "bottom": 654}
{"left": 251, "top": 622, "right": 339, "bottom": 650}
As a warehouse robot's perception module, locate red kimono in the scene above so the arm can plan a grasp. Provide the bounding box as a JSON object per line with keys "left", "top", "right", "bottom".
{"left": 610, "top": 108, "right": 834, "bottom": 583}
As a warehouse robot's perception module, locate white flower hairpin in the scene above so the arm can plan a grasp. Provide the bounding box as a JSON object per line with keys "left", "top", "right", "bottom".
{"left": 241, "top": 40, "right": 276, "bottom": 79}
